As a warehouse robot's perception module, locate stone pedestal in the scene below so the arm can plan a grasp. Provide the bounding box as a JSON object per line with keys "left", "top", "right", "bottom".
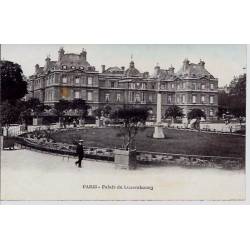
{"left": 114, "top": 149, "right": 137, "bottom": 170}
{"left": 153, "top": 124, "right": 165, "bottom": 138}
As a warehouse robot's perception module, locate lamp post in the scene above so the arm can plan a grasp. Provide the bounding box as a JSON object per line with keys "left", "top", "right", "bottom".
{"left": 153, "top": 81, "right": 165, "bottom": 138}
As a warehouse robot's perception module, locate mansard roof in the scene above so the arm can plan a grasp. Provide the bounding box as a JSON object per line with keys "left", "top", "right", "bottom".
{"left": 59, "top": 53, "right": 90, "bottom": 68}
{"left": 104, "top": 66, "right": 124, "bottom": 74}
{"left": 177, "top": 59, "right": 214, "bottom": 79}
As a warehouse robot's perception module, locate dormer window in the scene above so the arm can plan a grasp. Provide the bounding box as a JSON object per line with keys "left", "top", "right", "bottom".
{"left": 79, "top": 66, "right": 84, "bottom": 70}
{"left": 71, "top": 66, "right": 76, "bottom": 69}
{"left": 62, "top": 65, "right": 67, "bottom": 70}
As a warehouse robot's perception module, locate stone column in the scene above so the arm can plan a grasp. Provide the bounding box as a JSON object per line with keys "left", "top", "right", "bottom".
{"left": 153, "top": 82, "right": 165, "bottom": 139}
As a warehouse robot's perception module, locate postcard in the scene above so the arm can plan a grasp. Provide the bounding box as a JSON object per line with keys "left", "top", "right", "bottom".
{"left": 0, "top": 44, "right": 246, "bottom": 202}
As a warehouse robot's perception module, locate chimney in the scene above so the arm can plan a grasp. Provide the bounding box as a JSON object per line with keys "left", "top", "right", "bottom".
{"left": 45, "top": 56, "right": 51, "bottom": 70}
{"left": 58, "top": 47, "right": 65, "bottom": 61}
{"left": 168, "top": 65, "right": 175, "bottom": 75}
{"left": 35, "top": 64, "right": 39, "bottom": 74}
{"left": 199, "top": 59, "right": 205, "bottom": 68}
{"left": 101, "top": 65, "right": 106, "bottom": 73}
{"left": 183, "top": 58, "right": 189, "bottom": 71}
{"left": 154, "top": 64, "right": 160, "bottom": 76}
{"left": 80, "top": 48, "right": 87, "bottom": 61}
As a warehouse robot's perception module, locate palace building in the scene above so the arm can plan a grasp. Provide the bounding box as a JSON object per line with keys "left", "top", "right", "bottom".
{"left": 28, "top": 48, "right": 218, "bottom": 118}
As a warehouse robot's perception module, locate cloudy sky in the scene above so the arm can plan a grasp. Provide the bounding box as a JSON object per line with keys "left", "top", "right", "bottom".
{"left": 1, "top": 44, "right": 246, "bottom": 87}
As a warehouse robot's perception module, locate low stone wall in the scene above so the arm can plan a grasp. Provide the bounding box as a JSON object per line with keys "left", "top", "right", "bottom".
{"left": 137, "top": 151, "right": 244, "bottom": 170}
{"left": 15, "top": 135, "right": 244, "bottom": 170}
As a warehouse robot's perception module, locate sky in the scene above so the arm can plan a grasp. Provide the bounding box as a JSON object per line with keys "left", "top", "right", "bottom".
{"left": 1, "top": 44, "right": 246, "bottom": 87}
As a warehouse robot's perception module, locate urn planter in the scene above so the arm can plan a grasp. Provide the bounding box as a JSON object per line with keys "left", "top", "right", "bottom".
{"left": 114, "top": 149, "right": 137, "bottom": 170}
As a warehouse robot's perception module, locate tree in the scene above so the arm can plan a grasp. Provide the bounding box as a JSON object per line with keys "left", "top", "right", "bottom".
{"left": 218, "top": 74, "right": 246, "bottom": 118}
{"left": 70, "top": 99, "right": 89, "bottom": 119}
{"left": 0, "top": 60, "right": 28, "bottom": 102}
{"left": 1, "top": 101, "right": 22, "bottom": 136}
{"left": 217, "top": 91, "right": 230, "bottom": 118}
{"left": 54, "top": 99, "right": 71, "bottom": 125}
{"left": 229, "top": 74, "right": 246, "bottom": 117}
{"left": 26, "top": 98, "right": 45, "bottom": 117}
{"left": 93, "top": 105, "right": 112, "bottom": 118}
{"left": 54, "top": 99, "right": 71, "bottom": 116}
{"left": 188, "top": 109, "right": 206, "bottom": 120}
{"left": 93, "top": 108, "right": 103, "bottom": 118}
{"left": 103, "top": 105, "right": 112, "bottom": 117}
{"left": 165, "top": 105, "right": 183, "bottom": 122}
{"left": 111, "top": 107, "right": 149, "bottom": 150}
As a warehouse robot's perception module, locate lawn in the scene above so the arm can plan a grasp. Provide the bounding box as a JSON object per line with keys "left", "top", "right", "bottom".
{"left": 51, "top": 127, "right": 245, "bottom": 158}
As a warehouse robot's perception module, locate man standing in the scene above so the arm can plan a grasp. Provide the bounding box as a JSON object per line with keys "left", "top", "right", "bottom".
{"left": 75, "top": 140, "right": 84, "bottom": 168}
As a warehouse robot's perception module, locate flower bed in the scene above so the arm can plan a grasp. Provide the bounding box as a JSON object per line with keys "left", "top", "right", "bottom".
{"left": 15, "top": 128, "right": 244, "bottom": 169}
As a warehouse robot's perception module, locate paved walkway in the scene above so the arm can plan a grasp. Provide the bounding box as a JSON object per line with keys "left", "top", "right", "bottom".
{"left": 1, "top": 149, "right": 245, "bottom": 201}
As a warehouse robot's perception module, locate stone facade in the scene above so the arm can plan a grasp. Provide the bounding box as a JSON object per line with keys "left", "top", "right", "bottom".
{"left": 28, "top": 48, "right": 218, "bottom": 118}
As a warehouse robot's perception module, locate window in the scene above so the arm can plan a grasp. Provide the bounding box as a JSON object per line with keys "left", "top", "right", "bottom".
{"left": 71, "top": 66, "right": 76, "bottom": 69}
{"left": 105, "top": 93, "right": 110, "bottom": 102}
{"left": 201, "top": 95, "right": 205, "bottom": 103}
{"left": 171, "top": 83, "right": 174, "bottom": 89}
{"left": 62, "top": 65, "right": 67, "bottom": 70}
{"left": 117, "top": 93, "right": 121, "bottom": 102}
{"left": 141, "top": 92, "right": 145, "bottom": 103}
{"left": 210, "top": 96, "right": 214, "bottom": 104}
{"left": 88, "top": 77, "right": 93, "bottom": 85}
{"left": 130, "top": 83, "right": 135, "bottom": 89}
{"left": 192, "top": 95, "right": 196, "bottom": 104}
{"left": 201, "top": 84, "right": 205, "bottom": 90}
{"left": 62, "top": 76, "right": 67, "bottom": 84}
{"left": 149, "top": 94, "right": 153, "bottom": 102}
{"left": 74, "top": 91, "right": 80, "bottom": 99}
{"left": 80, "top": 66, "right": 84, "bottom": 70}
{"left": 168, "top": 95, "right": 172, "bottom": 103}
{"left": 210, "top": 109, "right": 214, "bottom": 116}
{"left": 87, "top": 91, "right": 93, "bottom": 101}
{"left": 210, "top": 83, "right": 214, "bottom": 90}
{"left": 182, "top": 95, "right": 186, "bottom": 104}
{"left": 176, "top": 96, "right": 180, "bottom": 104}
{"left": 111, "top": 82, "right": 115, "bottom": 88}
{"left": 129, "top": 92, "right": 134, "bottom": 102}
{"left": 142, "top": 83, "right": 146, "bottom": 89}
{"left": 75, "top": 77, "right": 80, "bottom": 84}
{"left": 135, "top": 93, "right": 140, "bottom": 102}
